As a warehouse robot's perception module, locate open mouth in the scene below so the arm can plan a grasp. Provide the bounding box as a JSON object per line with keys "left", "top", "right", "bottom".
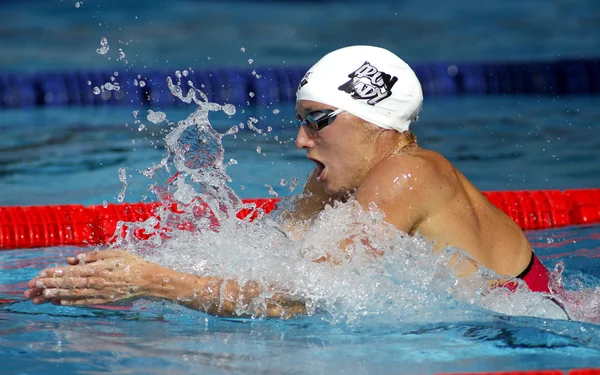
{"left": 310, "top": 158, "right": 326, "bottom": 182}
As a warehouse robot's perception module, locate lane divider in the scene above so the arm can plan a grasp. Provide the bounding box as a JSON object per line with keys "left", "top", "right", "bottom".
{"left": 434, "top": 370, "right": 600, "bottom": 375}
{"left": 0, "top": 58, "right": 599, "bottom": 108}
{"left": 0, "top": 189, "right": 599, "bottom": 250}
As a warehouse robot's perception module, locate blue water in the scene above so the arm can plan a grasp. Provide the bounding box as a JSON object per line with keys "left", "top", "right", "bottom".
{"left": 1, "top": 95, "right": 599, "bottom": 206}
{"left": 1, "top": 0, "right": 600, "bottom": 374}
{"left": 1, "top": 224, "right": 600, "bottom": 374}
{"left": 2, "top": 0, "right": 600, "bottom": 72}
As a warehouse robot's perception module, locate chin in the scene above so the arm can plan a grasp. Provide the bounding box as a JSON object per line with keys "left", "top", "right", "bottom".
{"left": 323, "top": 180, "right": 352, "bottom": 198}
{"left": 321, "top": 180, "right": 340, "bottom": 196}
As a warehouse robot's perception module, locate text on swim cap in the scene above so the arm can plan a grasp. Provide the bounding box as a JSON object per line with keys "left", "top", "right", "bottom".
{"left": 338, "top": 61, "right": 398, "bottom": 105}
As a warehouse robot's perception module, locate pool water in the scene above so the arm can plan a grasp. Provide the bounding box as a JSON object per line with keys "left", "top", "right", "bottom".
{"left": 1, "top": 224, "right": 600, "bottom": 374}
{"left": 1, "top": 95, "right": 599, "bottom": 206}
{"left": 1, "top": 92, "right": 600, "bottom": 374}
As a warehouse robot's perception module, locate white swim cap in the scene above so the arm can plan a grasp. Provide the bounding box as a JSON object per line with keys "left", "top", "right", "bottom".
{"left": 296, "top": 45, "right": 423, "bottom": 132}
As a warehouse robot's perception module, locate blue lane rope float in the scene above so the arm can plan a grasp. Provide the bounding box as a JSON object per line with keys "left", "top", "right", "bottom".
{"left": 0, "top": 58, "right": 598, "bottom": 108}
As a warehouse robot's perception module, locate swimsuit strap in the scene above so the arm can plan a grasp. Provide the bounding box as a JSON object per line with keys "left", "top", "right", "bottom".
{"left": 515, "top": 251, "right": 535, "bottom": 279}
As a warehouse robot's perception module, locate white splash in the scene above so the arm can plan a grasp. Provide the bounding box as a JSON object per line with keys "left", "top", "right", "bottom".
{"left": 112, "top": 72, "right": 593, "bottom": 326}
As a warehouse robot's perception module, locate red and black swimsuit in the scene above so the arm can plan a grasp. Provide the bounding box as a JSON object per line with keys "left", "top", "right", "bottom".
{"left": 515, "top": 252, "right": 551, "bottom": 293}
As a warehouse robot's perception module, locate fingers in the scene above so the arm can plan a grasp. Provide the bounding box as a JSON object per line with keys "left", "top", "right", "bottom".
{"left": 24, "top": 285, "right": 44, "bottom": 299}
{"left": 38, "top": 265, "right": 99, "bottom": 279}
{"left": 57, "top": 297, "right": 113, "bottom": 306}
{"left": 40, "top": 287, "right": 102, "bottom": 299}
{"left": 24, "top": 285, "right": 53, "bottom": 305}
{"left": 37, "top": 276, "right": 107, "bottom": 290}
{"left": 66, "top": 249, "right": 127, "bottom": 265}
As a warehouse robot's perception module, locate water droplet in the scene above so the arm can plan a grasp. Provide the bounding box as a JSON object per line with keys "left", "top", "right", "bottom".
{"left": 147, "top": 110, "right": 167, "bottom": 124}
{"left": 240, "top": 47, "right": 245, "bottom": 53}
{"left": 119, "top": 50, "right": 126, "bottom": 60}
{"left": 87, "top": 80, "right": 92, "bottom": 85}
{"left": 139, "top": 80, "right": 146, "bottom": 87}
{"left": 96, "top": 37, "right": 109, "bottom": 55}
{"left": 102, "top": 200, "right": 108, "bottom": 208}
{"left": 272, "top": 109, "right": 280, "bottom": 114}
{"left": 279, "top": 179, "right": 287, "bottom": 186}
{"left": 75, "top": 2, "right": 82, "bottom": 8}
{"left": 248, "top": 92, "right": 255, "bottom": 98}
{"left": 240, "top": 185, "right": 245, "bottom": 190}
{"left": 117, "top": 168, "right": 128, "bottom": 203}
{"left": 289, "top": 178, "right": 299, "bottom": 192}
{"left": 265, "top": 184, "right": 278, "bottom": 197}
{"left": 225, "top": 125, "right": 239, "bottom": 136}
{"left": 92, "top": 86, "right": 101, "bottom": 95}
{"left": 175, "top": 70, "right": 182, "bottom": 79}
{"left": 256, "top": 146, "right": 262, "bottom": 154}
{"left": 132, "top": 110, "right": 139, "bottom": 118}
{"left": 248, "top": 58, "right": 254, "bottom": 64}
{"left": 138, "top": 124, "right": 146, "bottom": 131}
{"left": 113, "top": 71, "right": 119, "bottom": 77}
{"left": 222, "top": 103, "right": 236, "bottom": 116}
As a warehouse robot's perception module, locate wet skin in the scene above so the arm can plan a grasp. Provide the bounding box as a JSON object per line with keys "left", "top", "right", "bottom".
{"left": 294, "top": 100, "right": 532, "bottom": 277}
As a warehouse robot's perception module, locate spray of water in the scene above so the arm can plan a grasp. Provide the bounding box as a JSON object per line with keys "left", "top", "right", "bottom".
{"left": 112, "top": 72, "right": 598, "bottom": 325}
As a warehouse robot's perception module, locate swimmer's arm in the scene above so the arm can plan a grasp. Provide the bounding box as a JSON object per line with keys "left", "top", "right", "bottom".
{"left": 150, "top": 266, "right": 307, "bottom": 318}
{"left": 24, "top": 250, "right": 306, "bottom": 318}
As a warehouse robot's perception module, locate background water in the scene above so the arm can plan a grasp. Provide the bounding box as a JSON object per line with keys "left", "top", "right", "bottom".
{"left": 1, "top": 0, "right": 600, "bottom": 374}
{"left": 2, "top": 0, "right": 600, "bottom": 72}
{"left": 1, "top": 96, "right": 599, "bottom": 206}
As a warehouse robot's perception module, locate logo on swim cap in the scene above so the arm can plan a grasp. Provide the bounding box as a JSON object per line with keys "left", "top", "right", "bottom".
{"left": 337, "top": 61, "right": 398, "bottom": 105}
{"left": 297, "top": 71, "right": 312, "bottom": 93}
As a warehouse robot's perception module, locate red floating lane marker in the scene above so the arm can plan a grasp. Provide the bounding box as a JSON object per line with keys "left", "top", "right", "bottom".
{"left": 1, "top": 190, "right": 599, "bottom": 250}
{"left": 435, "top": 371, "right": 565, "bottom": 375}
{"left": 569, "top": 369, "right": 600, "bottom": 375}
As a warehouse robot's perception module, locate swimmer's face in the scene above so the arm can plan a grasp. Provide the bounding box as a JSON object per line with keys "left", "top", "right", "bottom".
{"left": 295, "top": 100, "right": 380, "bottom": 195}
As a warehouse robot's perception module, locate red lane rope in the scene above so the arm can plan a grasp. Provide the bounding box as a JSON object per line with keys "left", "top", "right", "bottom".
{"left": 1, "top": 189, "right": 599, "bottom": 250}
{"left": 434, "top": 370, "right": 600, "bottom": 375}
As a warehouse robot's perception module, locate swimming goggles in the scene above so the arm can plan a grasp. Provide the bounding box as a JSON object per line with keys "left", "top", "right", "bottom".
{"left": 295, "top": 108, "right": 345, "bottom": 131}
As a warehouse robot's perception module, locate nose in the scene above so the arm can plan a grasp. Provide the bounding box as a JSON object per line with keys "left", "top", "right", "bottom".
{"left": 295, "top": 125, "right": 316, "bottom": 150}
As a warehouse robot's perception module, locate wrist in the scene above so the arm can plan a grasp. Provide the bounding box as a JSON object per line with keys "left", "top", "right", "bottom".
{"left": 146, "top": 266, "right": 221, "bottom": 308}
{"left": 144, "top": 265, "right": 184, "bottom": 301}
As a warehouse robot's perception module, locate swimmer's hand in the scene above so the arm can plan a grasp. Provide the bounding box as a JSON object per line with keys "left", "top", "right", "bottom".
{"left": 23, "top": 249, "right": 162, "bottom": 306}
{"left": 23, "top": 249, "right": 307, "bottom": 318}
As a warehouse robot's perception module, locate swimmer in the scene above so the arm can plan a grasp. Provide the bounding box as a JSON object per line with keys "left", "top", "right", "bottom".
{"left": 23, "top": 45, "right": 552, "bottom": 317}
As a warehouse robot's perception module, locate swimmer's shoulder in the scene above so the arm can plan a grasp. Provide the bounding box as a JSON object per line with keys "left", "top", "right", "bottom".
{"left": 355, "top": 148, "right": 453, "bottom": 232}
{"left": 358, "top": 148, "right": 453, "bottom": 206}
{"left": 378, "top": 148, "right": 454, "bottom": 187}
